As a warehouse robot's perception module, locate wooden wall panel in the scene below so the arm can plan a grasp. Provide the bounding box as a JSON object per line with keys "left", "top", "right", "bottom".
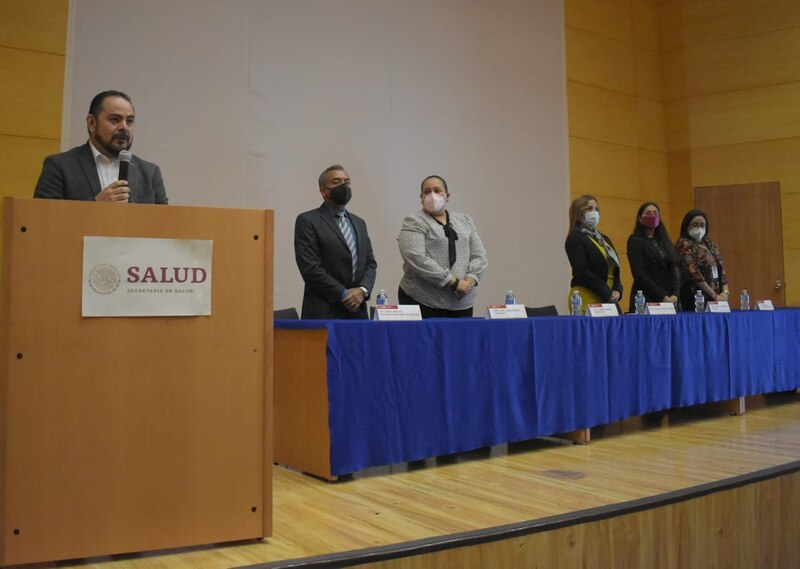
{"left": 636, "top": 98, "right": 666, "bottom": 151}
{"left": 0, "top": 136, "right": 58, "bottom": 198}
{"left": 638, "top": 149, "right": 669, "bottom": 204}
{"left": 567, "top": 82, "right": 640, "bottom": 147}
{"left": 674, "top": 27, "right": 800, "bottom": 99}
{"left": 564, "top": 0, "right": 634, "bottom": 43}
{"left": 0, "top": 0, "right": 67, "bottom": 54}
{"left": 632, "top": 0, "right": 660, "bottom": 51}
{"left": 689, "top": 138, "right": 800, "bottom": 192}
{"left": 686, "top": 83, "right": 800, "bottom": 148}
{"left": 664, "top": 99, "right": 690, "bottom": 151}
{"left": 635, "top": 47, "right": 662, "bottom": 100}
{"left": 566, "top": 28, "right": 637, "bottom": 94}
{"left": 0, "top": 47, "right": 64, "bottom": 139}
{"left": 784, "top": 249, "right": 800, "bottom": 306}
{"left": 658, "top": 0, "right": 800, "bottom": 52}
{"left": 569, "top": 138, "right": 640, "bottom": 201}
{"left": 781, "top": 193, "right": 800, "bottom": 251}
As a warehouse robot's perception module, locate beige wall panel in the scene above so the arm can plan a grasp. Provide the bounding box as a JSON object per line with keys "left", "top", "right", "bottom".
{"left": 0, "top": 0, "right": 67, "bottom": 54}
{"left": 678, "top": 27, "right": 800, "bottom": 99}
{"left": 637, "top": 97, "right": 666, "bottom": 151}
{"left": 781, "top": 193, "right": 800, "bottom": 251}
{"left": 0, "top": 47, "right": 63, "bottom": 139}
{"left": 635, "top": 47, "right": 662, "bottom": 101}
{"left": 783, "top": 249, "right": 800, "bottom": 305}
{"left": 664, "top": 99, "right": 690, "bottom": 151}
{"left": 566, "top": 27, "right": 637, "bottom": 95}
{"left": 0, "top": 135, "right": 59, "bottom": 199}
{"left": 569, "top": 137, "right": 640, "bottom": 200}
{"left": 633, "top": 0, "right": 660, "bottom": 51}
{"left": 662, "top": 48, "right": 688, "bottom": 101}
{"left": 638, "top": 149, "right": 669, "bottom": 204}
{"left": 687, "top": 82, "right": 800, "bottom": 148}
{"left": 659, "top": 0, "right": 800, "bottom": 52}
{"left": 567, "top": 81, "right": 640, "bottom": 147}
{"left": 667, "top": 150, "right": 693, "bottom": 204}
{"left": 564, "top": 0, "right": 634, "bottom": 43}
{"left": 689, "top": 138, "right": 800, "bottom": 193}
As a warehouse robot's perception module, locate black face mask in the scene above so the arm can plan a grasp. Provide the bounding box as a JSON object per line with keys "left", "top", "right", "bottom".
{"left": 329, "top": 183, "right": 352, "bottom": 206}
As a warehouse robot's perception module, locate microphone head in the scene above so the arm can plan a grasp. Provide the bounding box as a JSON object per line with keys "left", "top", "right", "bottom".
{"left": 118, "top": 150, "right": 132, "bottom": 163}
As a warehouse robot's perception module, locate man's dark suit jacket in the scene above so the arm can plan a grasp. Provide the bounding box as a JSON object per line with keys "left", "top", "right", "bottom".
{"left": 294, "top": 204, "right": 377, "bottom": 319}
{"left": 33, "top": 143, "right": 168, "bottom": 204}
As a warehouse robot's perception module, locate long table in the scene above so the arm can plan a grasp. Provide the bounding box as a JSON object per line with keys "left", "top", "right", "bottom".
{"left": 274, "top": 310, "right": 800, "bottom": 480}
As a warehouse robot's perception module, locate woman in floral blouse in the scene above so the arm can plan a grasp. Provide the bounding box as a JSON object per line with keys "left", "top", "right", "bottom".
{"left": 675, "top": 209, "right": 729, "bottom": 310}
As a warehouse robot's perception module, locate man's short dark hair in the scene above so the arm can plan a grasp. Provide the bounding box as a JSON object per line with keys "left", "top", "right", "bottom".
{"left": 420, "top": 175, "right": 448, "bottom": 195}
{"left": 318, "top": 164, "right": 346, "bottom": 188}
{"left": 88, "top": 90, "right": 134, "bottom": 118}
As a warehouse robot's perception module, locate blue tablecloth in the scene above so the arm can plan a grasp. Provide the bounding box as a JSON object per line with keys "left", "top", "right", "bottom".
{"left": 277, "top": 310, "right": 800, "bottom": 476}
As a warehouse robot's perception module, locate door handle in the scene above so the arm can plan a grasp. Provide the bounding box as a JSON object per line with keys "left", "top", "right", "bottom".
{"left": 775, "top": 279, "right": 783, "bottom": 291}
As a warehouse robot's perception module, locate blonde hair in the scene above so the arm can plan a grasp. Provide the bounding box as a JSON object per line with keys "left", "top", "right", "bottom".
{"left": 568, "top": 195, "right": 597, "bottom": 234}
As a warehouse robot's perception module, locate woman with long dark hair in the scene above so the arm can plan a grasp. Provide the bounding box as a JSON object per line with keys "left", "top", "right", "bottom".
{"left": 626, "top": 202, "right": 680, "bottom": 312}
{"left": 675, "top": 209, "right": 729, "bottom": 310}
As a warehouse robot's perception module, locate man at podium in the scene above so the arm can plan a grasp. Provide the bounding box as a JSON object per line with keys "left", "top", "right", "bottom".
{"left": 294, "top": 164, "right": 377, "bottom": 319}
{"left": 33, "top": 90, "right": 169, "bottom": 204}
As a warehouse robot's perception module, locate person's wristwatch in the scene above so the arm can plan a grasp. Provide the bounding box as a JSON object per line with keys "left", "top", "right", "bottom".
{"left": 359, "top": 286, "right": 369, "bottom": 299}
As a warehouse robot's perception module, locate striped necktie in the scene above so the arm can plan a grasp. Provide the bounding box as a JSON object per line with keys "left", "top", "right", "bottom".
{"left": 336, "top": 213, "right": 358, "bottom": 279}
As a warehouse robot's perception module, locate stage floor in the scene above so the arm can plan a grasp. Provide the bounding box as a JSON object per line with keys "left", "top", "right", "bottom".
{"left": 20, "top": 393, "right": 800, "bottom": 568}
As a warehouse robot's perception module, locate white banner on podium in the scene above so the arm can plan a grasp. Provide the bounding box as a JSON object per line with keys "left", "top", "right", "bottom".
{"left": 82, "top": 236, "right": 213, "bottom": 317}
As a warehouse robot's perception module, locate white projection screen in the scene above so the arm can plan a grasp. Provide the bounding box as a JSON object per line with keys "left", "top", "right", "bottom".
{"left": 63, "top": 0, "right": 570, "bottom": 312}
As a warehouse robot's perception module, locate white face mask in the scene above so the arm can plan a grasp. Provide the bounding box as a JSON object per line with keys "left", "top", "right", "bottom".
{"left": 582, "top": 210, "right": 600, "bottom": 230}
{"left": 689, "top": 227, "right": 706, "bottom": 242}
{"left": 422, "top": 192, "right": 447, "bottom": 214}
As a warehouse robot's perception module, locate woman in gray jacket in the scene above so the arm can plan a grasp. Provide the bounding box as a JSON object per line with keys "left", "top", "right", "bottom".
{"left": 397, "top": 175, "right": 488, "bottom": 318}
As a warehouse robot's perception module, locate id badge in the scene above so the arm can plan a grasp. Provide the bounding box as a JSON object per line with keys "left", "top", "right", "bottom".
{"left": 711, "top": 265, "right": 719, "bottom": 280}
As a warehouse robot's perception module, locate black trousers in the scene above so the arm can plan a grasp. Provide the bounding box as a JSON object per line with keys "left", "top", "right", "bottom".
{"left": 398, "top": 287, "right": 473, "bottom": 319}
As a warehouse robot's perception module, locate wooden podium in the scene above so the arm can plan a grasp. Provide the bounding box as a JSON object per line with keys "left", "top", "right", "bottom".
{"left": 0, "top": 198, "right": 273, "bottom": 565}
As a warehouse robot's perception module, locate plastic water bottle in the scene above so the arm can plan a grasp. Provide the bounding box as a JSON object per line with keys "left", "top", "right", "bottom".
{"left": 740, "top": 289, "right": 750, "bottom": 311}
{"left": 694, "top": 290, "right": 705, "bottom": 313}
{"left": 571, "top": 290, "right": 582, "bottom": 316}
{"left": 635, "top": 290, "right": 646, "bottom": 315}
{"left": 504, "top": 290, "right": 516, "bottom": 305}
{"left": 376, "top": 289, "right": 389, "bottom": 305}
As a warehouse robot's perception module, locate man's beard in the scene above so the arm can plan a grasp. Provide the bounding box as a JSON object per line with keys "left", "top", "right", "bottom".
{"left": 101, "top": 134, "right": 131, "bottom": 157}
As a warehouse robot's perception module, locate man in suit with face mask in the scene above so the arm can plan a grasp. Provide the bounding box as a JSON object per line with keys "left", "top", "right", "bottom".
{"left": 293, "top": 164, "right": 377, "bottom": 319}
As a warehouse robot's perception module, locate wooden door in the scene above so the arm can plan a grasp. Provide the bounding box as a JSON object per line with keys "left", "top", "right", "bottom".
{"left": 694, "top": 182, "right": 785, "bottom": 307}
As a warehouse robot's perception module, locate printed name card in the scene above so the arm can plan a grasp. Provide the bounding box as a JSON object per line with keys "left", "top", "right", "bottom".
{"left": 705, "top": 301, "right": 731, "bottom": 313}
{"left": 645, "top": 302, "right": 677, "bottom": 315}
{"left": 374, "top": 304, "right": 422, "bottom": 321}
{"left": 587, "top": 303, "right": 618, "bottom": 317}
{"left": 756, "top": 300, "right": 775, "bottom": 311}
{"left": 485, "top": 304, "right": 527, "bottom": 319}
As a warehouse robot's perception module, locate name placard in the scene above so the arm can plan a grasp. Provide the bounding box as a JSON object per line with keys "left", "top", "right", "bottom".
{"left": 587, "top": 303, "right": 619, "bottom": 317}
{"left": 705, "top": 300, "right": 731, "bottom": 313}
{"left": 82, "top": 236, "right": 212, "bottom": 317}
{"left": 485, "top": 304, "right": 527, "bottom": 319}
{"left": 645, "top": 302, "right": 677, "bottom": 316}
{"left": 374, "top": 304, "right": 422, "bottom": 321}
{"left": 756, "top": 300, "right": 775, "bottom": 311}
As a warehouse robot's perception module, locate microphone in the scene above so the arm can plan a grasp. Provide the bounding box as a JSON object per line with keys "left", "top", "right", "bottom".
{"left": 118, "top": 150, "right": 132, "bottom": 181}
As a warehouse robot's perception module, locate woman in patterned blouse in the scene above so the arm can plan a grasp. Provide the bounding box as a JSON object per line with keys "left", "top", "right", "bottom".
{"left": 675, "top": 209, "right": 729, "bottom": 310}
{"left": 397, "top": 175, "right": 488, "bottom": 318}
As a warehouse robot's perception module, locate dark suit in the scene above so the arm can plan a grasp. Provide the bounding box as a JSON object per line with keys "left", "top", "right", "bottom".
{"left": 33, "top": 143, "right": 168, "bottom": 204}
{"left": 294, "top": 204, "right": 377, "bottom": 319}
{"left": 565, "top": 229, "right": 622, "bottom": 302}
{"left": 626, "top": 233, "right": 680, "bottom": 312}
